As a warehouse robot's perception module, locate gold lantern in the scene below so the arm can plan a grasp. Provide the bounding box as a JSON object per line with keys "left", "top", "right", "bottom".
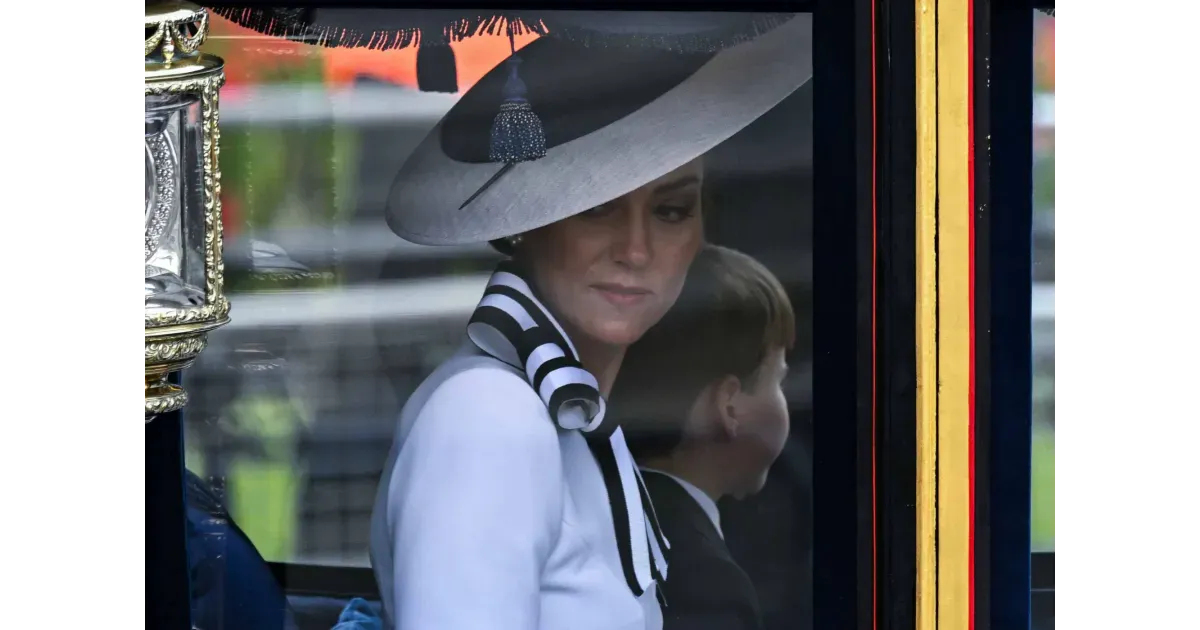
{"left": 145, "top": 1, "right": 229, "bottom": 419}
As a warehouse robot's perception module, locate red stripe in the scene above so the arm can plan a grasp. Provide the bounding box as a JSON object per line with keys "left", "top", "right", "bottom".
{"left": 967, "top": 1, "right": 978, "bottom": 629}
{"left": 870, "top": 0, "right": 879, "bottom": 627}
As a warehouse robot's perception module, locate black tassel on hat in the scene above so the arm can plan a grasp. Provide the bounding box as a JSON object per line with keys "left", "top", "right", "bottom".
{"left": 489, "top": 33, "right": 546, "bottom": 163}
{"left": 417, "top": 42, "right": 459, "bottom": 93}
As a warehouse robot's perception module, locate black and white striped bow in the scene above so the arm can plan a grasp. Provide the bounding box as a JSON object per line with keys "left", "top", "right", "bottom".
{"left": 466, "top": 262, "right": 670, "bottom": 600}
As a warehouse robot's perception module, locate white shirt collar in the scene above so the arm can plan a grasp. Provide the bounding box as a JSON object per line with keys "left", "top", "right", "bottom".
{"left": 641, "top": 468, "right": 723, "bottom": 539}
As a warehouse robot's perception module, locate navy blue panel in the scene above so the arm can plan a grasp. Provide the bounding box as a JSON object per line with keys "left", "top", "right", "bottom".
{"left": 875, "top": 0, "right": 920, "bottom": 626}
{"left": 989, "top": 5, "right": 1035, "bottom": 629}
{"left": 147, "top": 371, "right": 192, "bottom": 629}
{"left": 812, "top": 0, "right": 873, "bottom": 628}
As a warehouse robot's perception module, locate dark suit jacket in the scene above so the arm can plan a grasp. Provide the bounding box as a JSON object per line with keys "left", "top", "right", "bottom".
{"left": 643, "top": 471, "right": 764, "bottom": 630}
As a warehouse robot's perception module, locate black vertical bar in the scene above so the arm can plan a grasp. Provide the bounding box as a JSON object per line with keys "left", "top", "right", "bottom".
{"left": 989, "top": 4, "right": 1035, "bottom": 629}
{"left": 875, "top": 0, "right": 918, "bottom": 627}
{"left": 147, "top": 371, "right": 193, "bottom": 630}
{"left": 854, "top": 2, "right": 877, "bottom": 626}
{"left": 973, "top": 0, "right": 995, "bottom": 627}
{"left": 812, "top": 0, "right": 872, "bottom": 628}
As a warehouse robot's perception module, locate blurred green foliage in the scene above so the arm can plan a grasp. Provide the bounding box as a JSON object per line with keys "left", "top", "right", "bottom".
{"left": 218, "top": 47, "right": 360, "bottom": 294}
{"left": 1031, "top": 422, "right": 1055, "bottom": 551}
{"left": 221, "top": 126, "right": 358, "bottom": 232}
{"left": 184, "top": 394, "right": 310, "bottom": 562}
{"left": 227, "top": 396, "right": 310, "bottom": 562}
{"left": 1035, "top": 154, "right": 1055, "bottom": 215}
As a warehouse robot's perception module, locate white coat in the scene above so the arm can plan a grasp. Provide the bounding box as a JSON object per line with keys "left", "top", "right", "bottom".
{"left": 369, "top": 337, "right": 664, "bottom": 630}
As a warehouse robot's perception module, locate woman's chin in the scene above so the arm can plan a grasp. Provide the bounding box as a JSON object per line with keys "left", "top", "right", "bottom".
{"left": 583, "top": 319, "right": 651, "bottom": 348}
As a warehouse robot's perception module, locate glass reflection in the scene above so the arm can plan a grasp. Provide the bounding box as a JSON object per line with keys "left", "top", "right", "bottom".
{"left": 185, "top": 11, "right": 814, "bottom": 630}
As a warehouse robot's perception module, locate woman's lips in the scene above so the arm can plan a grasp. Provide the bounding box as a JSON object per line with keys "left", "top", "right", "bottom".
{"left": 591, "top": 283, "right": 652, "bottom": 306}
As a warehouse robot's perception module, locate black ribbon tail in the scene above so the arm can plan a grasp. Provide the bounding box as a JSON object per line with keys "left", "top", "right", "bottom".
{"left": 416, "top": 41, "right": 458, "bottom": 93}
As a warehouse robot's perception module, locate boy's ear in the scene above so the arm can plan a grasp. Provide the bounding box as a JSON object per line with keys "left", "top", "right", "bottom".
{"left": 711, "top": 375, "right": 743, "bottom": 442}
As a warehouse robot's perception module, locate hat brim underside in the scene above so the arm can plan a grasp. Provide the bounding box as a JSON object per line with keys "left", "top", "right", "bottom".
{"left": 385, "top": 14, "right": 813, "bottom": 246}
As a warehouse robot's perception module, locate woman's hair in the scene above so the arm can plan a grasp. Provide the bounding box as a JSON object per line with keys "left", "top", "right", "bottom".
{"left": 488, "top": 169, "right": 717, "bottom": 257}
{"left": 488, "top": 237, "right": 518, "bottom": 256}
{"left": 611, "top": 243, "right": 795, "bottom": 461}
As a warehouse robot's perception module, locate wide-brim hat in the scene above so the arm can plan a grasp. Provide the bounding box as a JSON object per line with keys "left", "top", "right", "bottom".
{"left": 385, "top": 13, "right": 813, "bottom": 246}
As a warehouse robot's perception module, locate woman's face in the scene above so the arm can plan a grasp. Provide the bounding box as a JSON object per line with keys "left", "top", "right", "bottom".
{"left": 521, "top": 160, "right": 705, "bottom": 348}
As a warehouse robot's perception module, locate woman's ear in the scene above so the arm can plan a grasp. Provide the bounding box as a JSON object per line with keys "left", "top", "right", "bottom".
{"left": 711, "top": 375, "right": 743, "bottom": 442}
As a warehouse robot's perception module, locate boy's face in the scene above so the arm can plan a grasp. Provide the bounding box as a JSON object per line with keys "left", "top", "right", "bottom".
{"left": 727, "top": 347, "right": 791, "bottom": 498}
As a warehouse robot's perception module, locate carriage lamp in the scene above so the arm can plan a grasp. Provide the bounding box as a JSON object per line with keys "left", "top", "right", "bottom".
{"left": 145, "top": 1, "right": 229, "bottom": 420}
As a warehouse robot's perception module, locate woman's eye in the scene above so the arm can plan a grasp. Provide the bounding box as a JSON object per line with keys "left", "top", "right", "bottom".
{"left": 655, "top": 203, "right": 696, "bottom": 223}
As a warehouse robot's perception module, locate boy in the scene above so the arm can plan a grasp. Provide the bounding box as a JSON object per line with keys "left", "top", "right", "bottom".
{"left": 611, "top": 244, "right": 795, "bottom": 630}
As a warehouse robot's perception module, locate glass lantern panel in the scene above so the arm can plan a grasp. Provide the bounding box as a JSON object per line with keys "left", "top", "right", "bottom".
{"left": 146, "top": 92, "right": 207, "bottom": 313}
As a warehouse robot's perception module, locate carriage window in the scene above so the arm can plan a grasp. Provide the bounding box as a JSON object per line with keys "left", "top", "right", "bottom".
{"left": 184, "top": 11, "right": 818, "bottom": 629}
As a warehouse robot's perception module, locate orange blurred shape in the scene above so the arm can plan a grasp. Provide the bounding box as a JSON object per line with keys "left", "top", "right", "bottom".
{"left": 1035, "top": 18, "right": 1054, "bottom": 91}
{"left": 221, "top": 192, "right": 242, "bottom": 240}
{"left": 321, "top": 31, "right": 542, "bottom": 92}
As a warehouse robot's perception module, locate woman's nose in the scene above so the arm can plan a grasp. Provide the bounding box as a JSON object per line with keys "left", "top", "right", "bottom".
{"left": 612, "top": 208, "right": 652, "bottom": 268}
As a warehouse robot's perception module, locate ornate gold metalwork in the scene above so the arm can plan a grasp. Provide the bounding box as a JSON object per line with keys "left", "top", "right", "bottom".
{"left": 145, "top": 2, "right": 228, "bottom": 420}
{"left": 146, "top": 336, "right": 208, "bottom": 365}
{"left": 145, "top": 1, "right": 211, "bottom": 63}
{"left": 915, "top": 0, "right": 974, "bottom": 627}
{"left": 145, "top": 377, "right": 190, "bottom": 419}
{"left": 144, "top": 73, "right": 229, "bottom": 330}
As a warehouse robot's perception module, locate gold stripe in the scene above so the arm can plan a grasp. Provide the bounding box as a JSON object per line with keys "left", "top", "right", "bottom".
{"left": 936, "top": 0, "right": 973, "bottom": 628}
{"left": 916, "top": 0, "right": 975, "bottom": 627}
{"left": 913, "top": 0, "right": 939, "bottom": 628}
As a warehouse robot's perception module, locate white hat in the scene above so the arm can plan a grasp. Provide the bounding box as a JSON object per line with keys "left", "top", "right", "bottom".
{"left": 385, "top": 13, "right": 813, "bottom": 245}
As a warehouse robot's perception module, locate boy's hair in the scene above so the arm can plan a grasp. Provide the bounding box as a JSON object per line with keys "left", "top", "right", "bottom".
{"left": 611, "top": 244, "right": 795, "bottom": 461}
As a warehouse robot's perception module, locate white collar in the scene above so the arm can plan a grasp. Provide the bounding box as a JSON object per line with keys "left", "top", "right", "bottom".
{"left": 466, "top": 261, "right": 668, "bottom": 594}
{"left": 641, "top": 468, "right": 723, "bottom": 539}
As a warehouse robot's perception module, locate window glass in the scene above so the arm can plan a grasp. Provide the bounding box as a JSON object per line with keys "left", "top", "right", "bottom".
{"left": 1032, "top": 9, "right": 1055, "bottom": 553}
{"left": 185, "top": 9, "right": 815, "bottom": 630}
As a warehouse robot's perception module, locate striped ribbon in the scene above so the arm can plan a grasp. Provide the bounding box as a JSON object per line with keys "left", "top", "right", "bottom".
{"left": 466, "top": 262, "right": 669, "bottom": 600}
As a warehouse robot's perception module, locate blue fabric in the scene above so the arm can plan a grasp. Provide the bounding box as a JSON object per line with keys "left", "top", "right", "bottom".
{"left": 186, "top": 471, "right": 298, "bottom": 630}
{"left": 287, "top": 595, "right": 383, "bottom": 630}
{"left": 332, "top": 598, "right": 384, "bottom": 630}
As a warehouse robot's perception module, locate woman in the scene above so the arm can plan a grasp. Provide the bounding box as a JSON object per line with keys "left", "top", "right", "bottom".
{"left": 369, "top": 13, "right": 812, "bottom": 630}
